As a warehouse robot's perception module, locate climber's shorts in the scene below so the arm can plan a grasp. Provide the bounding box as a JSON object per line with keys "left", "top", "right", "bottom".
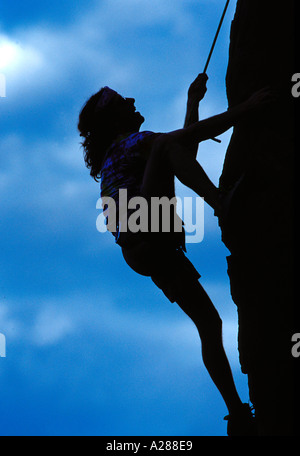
{"left": 122, "top": 238, "right": 201, "bottom": 303}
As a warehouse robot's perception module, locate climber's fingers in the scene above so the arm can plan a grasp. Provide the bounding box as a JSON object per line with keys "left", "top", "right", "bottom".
{"left": 246, "top": 87, "right": 275, "bottom": 111}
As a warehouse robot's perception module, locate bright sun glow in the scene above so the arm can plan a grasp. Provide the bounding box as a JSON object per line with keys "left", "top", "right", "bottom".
{"left": 0, "top": 41, "right": 20, "bottom": 70}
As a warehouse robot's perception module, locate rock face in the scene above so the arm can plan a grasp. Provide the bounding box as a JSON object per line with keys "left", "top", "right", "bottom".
{"left": 219, "top": 0, "right": 295, "bottom": 435}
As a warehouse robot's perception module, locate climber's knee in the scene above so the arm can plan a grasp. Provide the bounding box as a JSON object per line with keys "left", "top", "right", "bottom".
{"left": 191, "top": 282, "right": 223, "bottom": 340}
{"left": 175, "top": 279, "right": 223, "bottom": 335}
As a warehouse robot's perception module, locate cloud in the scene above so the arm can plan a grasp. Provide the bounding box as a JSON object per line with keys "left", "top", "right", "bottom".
{"left": 1, "top": 0, "right": 188, "bottom": 99}
{"left": 31, "top": 305, "right": 75, "bottom": 346}
{"left": 0, "top": 39, "right": 21, "bottom": 70}
{"left": 0, "top": 33, "right": 45, "bottom": 97}
{"left": 0, "top": 35, "right": 43, "bottom": 73}
{"left": 0, "top": 24, "right": 133, "bottom": 105}
{"left": 0, "top": 0, "right": 232, "bottom": 109}
{"left": 0, "top": 132, "right": 84, "bottom": 206}
{"left": 1, "top": 285, "right": 241, "bottom": 369}
{"left": 0, "top": 303, "right": 22, "bottom": 340}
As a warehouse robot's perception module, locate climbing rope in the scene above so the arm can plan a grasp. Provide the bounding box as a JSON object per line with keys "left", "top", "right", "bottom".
{"left": 203, "top": 0, "right": 231, "bottom": 74}
{"left": 204, "top": 0, "right": 231, "bottom": 143}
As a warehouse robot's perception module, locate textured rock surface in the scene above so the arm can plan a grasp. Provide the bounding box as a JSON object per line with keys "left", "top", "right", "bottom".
{"left": 219, "top": 0, "right": 295, "bottom": 435}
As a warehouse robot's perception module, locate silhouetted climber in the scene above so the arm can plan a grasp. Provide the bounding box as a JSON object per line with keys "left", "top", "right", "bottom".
{"left": 78, "top": 74, "right": 271, "bottom": 436}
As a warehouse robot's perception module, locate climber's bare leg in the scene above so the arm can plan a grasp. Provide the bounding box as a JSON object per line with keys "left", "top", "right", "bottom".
{"left": 139, "top": 138, "right": 242, "bottom": 411}
{"left": 141, "top": 138, "right": 221, "bottom": 213}
{"left": 174, "top": 276, "right": 243, "bottom": 415}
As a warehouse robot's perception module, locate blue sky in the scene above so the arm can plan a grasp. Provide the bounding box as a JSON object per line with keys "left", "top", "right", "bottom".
{"left": 0, "top": 0, "right": 251, "bottom": 436}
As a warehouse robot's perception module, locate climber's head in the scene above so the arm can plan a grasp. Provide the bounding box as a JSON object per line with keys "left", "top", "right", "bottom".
{"left": 78, "top": 87, "right": 144, "bottom": 181}
{"left": 94, "top": 86, "right": 144, "bottom": 136}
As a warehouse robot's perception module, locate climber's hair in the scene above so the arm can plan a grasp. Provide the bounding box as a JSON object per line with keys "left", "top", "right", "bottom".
{"left": 78, "top": 88, "right": 117, "bottom": 182}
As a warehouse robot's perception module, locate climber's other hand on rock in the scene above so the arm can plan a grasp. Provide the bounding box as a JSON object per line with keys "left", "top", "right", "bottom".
{"left": 246, "top": 87, "right": 274, "bottom": 111}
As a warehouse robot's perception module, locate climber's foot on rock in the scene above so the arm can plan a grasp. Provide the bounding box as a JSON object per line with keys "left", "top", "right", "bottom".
{"left": 224, "top": 403, "right": 257, "bottom": 436}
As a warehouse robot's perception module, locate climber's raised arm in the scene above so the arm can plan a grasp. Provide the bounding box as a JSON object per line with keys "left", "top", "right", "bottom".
{"left": 183, "top": 73, "right": 208, "bottom": 157}
{"left": 184, "top": 73, "right": 208, "bottom": 129}
{"left": 162, "top": 87, "right": 273, "bottom": 149}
